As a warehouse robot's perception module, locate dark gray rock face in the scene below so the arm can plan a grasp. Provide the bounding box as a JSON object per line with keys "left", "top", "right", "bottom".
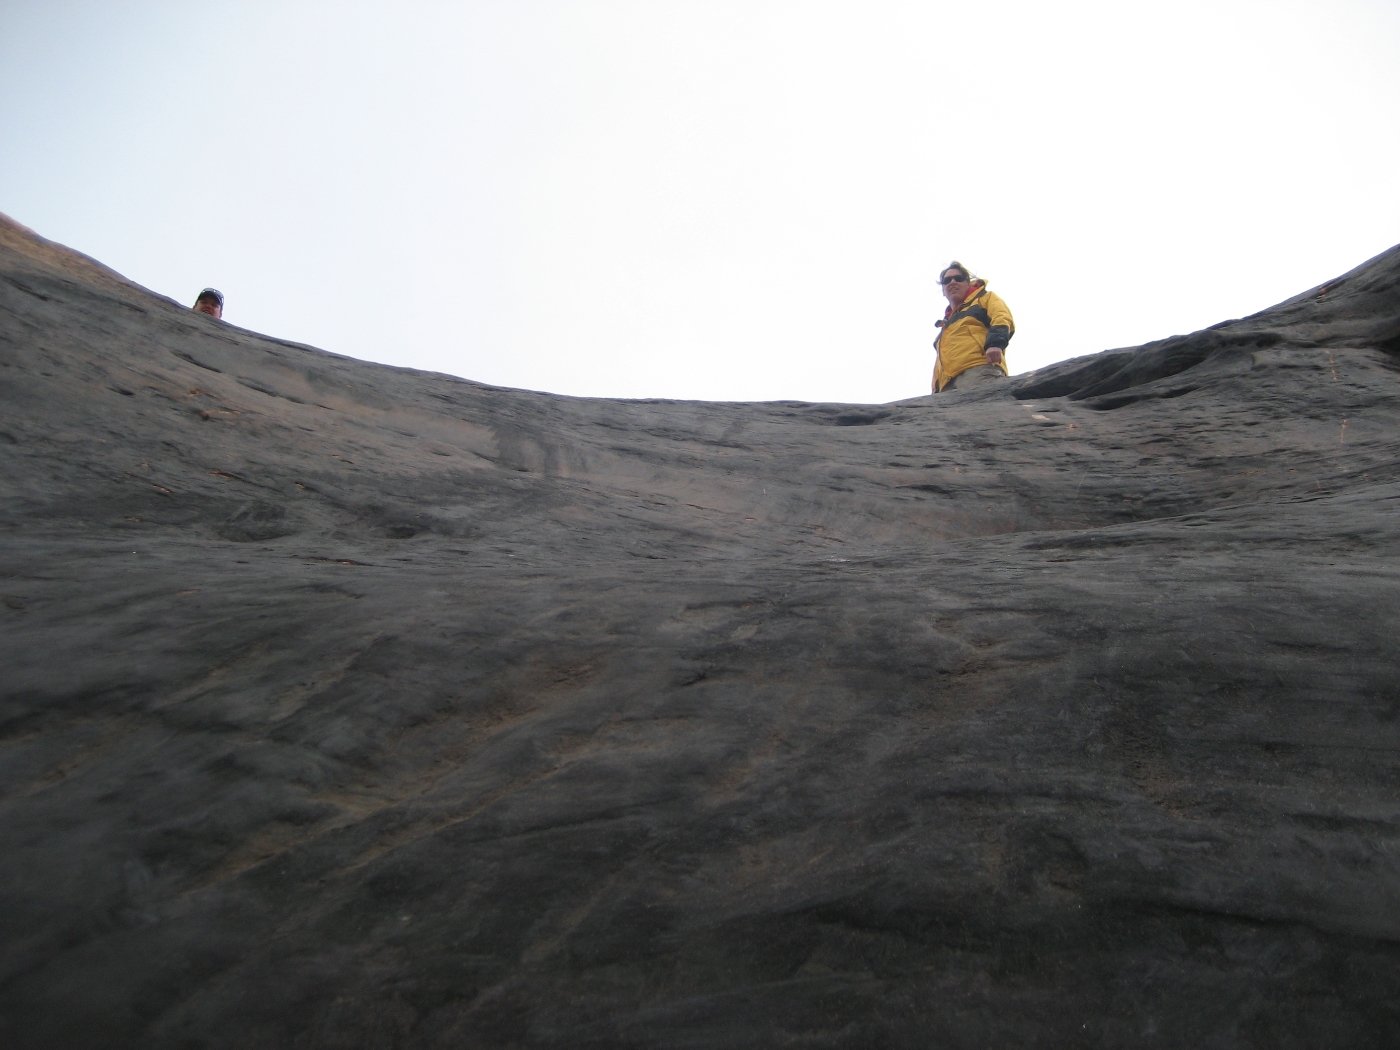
{"left": 3, "top": 211, "right": 1400, "bottom": 1049}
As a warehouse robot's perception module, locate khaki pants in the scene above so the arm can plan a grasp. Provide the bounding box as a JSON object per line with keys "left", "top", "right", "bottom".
{"left": 941, "top": 364, "right": 1007, "bottom": 392}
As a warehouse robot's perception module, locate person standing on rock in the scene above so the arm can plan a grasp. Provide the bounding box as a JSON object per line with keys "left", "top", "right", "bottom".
{"left": 932, "top": 262, "right": 1014, "bottom": 393}
{"left": 192, "top": 288, "right": 224, "bottom": 320}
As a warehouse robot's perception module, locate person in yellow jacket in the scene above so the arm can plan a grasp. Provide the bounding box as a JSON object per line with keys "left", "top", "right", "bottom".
{"left": 932, "top": 261, "right": 1014, "bottom": 393}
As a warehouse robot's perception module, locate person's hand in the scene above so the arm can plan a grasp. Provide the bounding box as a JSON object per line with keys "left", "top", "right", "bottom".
{"left": 985, "top": 347, "right": 1004, "bottom": 366}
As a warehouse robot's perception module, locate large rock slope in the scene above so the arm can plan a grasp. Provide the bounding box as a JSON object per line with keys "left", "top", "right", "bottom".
{"left": 3, "top": 213, "right": 1400, "bottom": 1048}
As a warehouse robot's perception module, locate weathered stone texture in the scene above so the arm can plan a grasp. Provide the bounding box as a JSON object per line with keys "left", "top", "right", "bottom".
{"left": 3, "top": 213, "right": 1400, "bottom": 1048}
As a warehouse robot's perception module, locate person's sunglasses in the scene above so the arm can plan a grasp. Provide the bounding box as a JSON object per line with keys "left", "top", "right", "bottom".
{"left": 940, "top": 274, "right": 968, "bottom": 285}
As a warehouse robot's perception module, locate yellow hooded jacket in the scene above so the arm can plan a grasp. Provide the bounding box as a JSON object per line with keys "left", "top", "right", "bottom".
{"left": 933, "top": 280, "right": 1014, "bottom": 392}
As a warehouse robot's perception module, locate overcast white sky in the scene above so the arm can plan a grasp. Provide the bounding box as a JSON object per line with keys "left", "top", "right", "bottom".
{"left": 2, "top": 0, "right": 1398, "bottom": 403}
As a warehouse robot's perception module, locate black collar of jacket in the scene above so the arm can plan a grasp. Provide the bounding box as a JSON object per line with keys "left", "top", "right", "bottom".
{"left": 936, "top": 286, "right": 990, "bottom": 329}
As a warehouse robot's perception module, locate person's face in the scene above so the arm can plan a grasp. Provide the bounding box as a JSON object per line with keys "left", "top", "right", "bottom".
{"left": 940, "top": 270, "right": 970, "bottom": 306}
{"left": 194, "top": 298, "right": 222, "bottom": 319}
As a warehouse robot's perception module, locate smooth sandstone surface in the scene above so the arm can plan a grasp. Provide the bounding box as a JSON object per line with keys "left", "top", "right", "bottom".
{"left": 3, "top": 212, "right": 1400, "bottom": 1049}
